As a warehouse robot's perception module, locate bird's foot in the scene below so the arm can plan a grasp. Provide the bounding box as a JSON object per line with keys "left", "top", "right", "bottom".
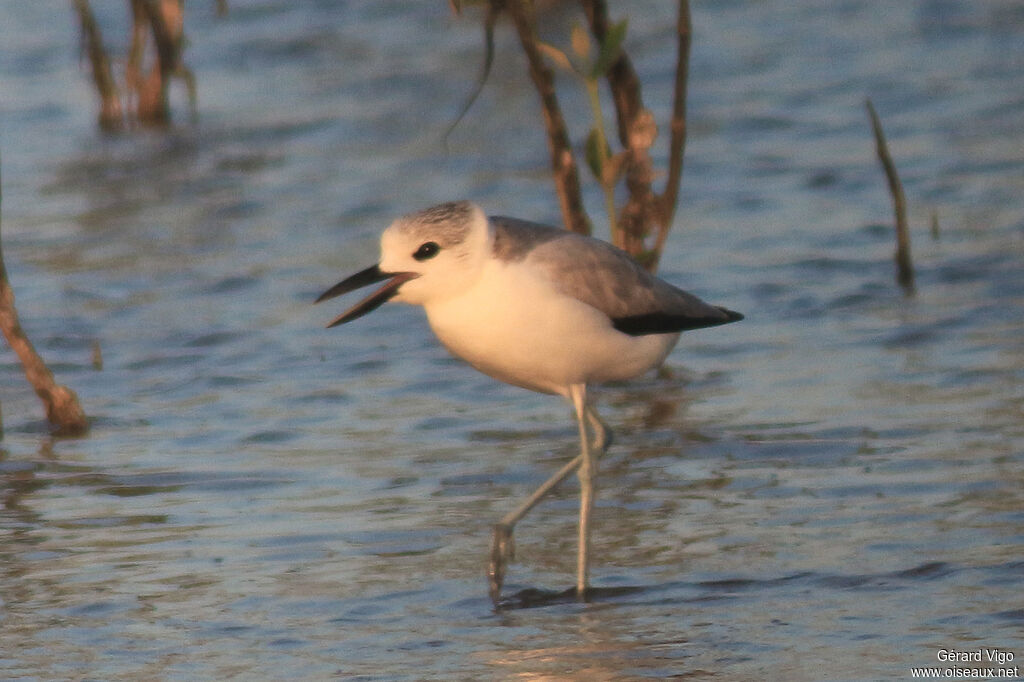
{"left": 487, "top": 522, "right": 515, "bottom": 604}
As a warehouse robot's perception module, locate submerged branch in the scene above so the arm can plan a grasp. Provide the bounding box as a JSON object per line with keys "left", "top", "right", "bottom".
{"left": 0, "top": 161, "right": 88, "bottom": 435}
{"left": 72, "top": 0, "right": 123, "bottom": 131}
{"left": 866, "top": 98, "right": 915, "bottom": 294}
{"left": 134, "top": 0, "right": 185, "bottom": 124}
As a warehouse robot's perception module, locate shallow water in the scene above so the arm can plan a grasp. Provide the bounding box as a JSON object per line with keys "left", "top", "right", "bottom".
{"left": 1, "top": 1, "right": 1022, "bottom": 679}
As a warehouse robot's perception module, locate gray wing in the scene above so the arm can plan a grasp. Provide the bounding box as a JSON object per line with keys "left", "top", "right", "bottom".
{"left": 490, "top": 216, "right": 743, "bottom": 336}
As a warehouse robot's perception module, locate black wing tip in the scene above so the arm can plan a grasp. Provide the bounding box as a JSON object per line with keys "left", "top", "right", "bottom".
{"left": 718, "top": 307, "right": 744, "bottom": 323}
{"left": 612, "top": 306, "right": 744, "bottom": 336}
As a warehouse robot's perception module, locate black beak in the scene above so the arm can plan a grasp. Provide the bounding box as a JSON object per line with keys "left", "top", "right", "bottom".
{"left": 315, "top": 264, "right": 418, "bottom": 328}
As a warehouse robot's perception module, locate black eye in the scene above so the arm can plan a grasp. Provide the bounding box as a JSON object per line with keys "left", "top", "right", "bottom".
{"left": 413, "top": 241, "right": 440, "bottom": 261}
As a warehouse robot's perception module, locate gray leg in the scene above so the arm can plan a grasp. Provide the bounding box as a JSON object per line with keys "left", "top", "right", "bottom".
{"left": 585, "top": 404, "right": 612, "bottom": 453}
{"left": 487, "top": 388, "right": 611, "bottom": 603}
{"left": 569, "top": 384, "right": 594, "bottom": 597}
{"left": 488, "top": 453, "right": 581, "bottom": 603}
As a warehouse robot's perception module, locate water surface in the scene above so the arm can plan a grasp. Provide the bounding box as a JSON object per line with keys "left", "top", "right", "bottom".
{"left": 1, "top": 1, "right": 1022, "bottom": 679}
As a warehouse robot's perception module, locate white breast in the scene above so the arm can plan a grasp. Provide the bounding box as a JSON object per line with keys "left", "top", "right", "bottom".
{"left": 423, "top": 258, "right": 679, "bottom": 397}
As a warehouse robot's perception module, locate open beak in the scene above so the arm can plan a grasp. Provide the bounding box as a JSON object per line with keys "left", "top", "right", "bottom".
{"left": 315, "top": 265, "right": 419, "bottom": 328}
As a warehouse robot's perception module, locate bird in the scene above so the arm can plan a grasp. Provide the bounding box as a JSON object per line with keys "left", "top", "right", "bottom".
{"left": 316, "top": 200, "right": 742, "bottom": 603}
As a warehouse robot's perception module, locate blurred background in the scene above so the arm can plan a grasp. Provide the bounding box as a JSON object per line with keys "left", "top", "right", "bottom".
{"left": 1, "top": 1, "right": 1021, "bottom": 679}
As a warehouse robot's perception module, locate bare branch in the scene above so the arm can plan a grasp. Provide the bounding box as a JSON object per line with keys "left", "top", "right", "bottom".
{"left": 0, "top": 160, "right": 88, "bottom": 435}
{"left": 463, "top": 0, "right": 691, "bottom": 270}
{"left": 507, "top": 0, "right": 591, "bottom": 236}
{"left": 655, "top": 0, "right": 692, "bottom": 259}
{"left": 580, "top": 0, "right": 640, "bottom": 147}
{"left": 71, "top": 0, "right": 123, "bottom": 131}
{"left": 133, "top": 0, "right": 185, "bottom": 124}
{"left": 139, "top": 0, "right": 183, "bottom": 75}
{"left": 127, "top": 0, "right": 148, "bottom": 111}
{"left": 580, "top": 0, "right": 664, "bottom": 269}
{"left": 866, "top": 98, "right": 915, "bottom": 294}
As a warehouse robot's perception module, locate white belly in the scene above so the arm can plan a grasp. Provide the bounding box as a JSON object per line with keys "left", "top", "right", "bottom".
{"left": 422, "top": 260, "right": 679, "bottom": 397}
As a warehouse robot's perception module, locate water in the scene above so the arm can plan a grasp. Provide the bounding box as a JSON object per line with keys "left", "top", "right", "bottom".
{"left": 1, "top": 1, "right": 1022, "bottom": 679}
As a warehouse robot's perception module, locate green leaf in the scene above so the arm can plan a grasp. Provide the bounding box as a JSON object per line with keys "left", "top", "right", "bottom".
{"left": 590, "top": 19, "right": 628, "bottom": 78}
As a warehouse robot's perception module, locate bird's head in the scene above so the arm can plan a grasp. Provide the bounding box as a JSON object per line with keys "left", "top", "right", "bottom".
{"left": 315, "top": 201, "right": 490, "bottom": 327}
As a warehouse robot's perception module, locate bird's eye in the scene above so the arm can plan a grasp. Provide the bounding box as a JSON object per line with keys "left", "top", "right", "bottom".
{"left": 413, "top": 242, "right": 441, "bottom": 261}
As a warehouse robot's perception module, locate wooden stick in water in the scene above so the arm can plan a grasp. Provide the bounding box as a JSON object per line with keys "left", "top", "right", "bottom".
{"left": 866, "top": 98, "right": 915, "bottom": 294}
